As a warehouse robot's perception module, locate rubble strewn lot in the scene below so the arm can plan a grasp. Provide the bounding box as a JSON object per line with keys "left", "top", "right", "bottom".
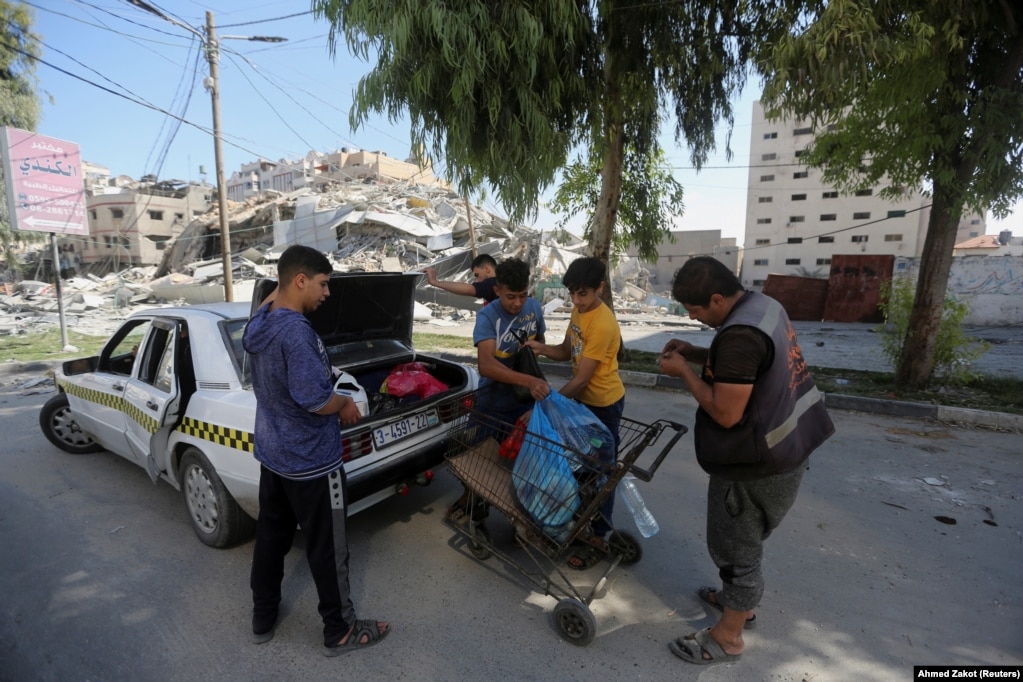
{"left": 2, "top": 180, "right": 672, "bottom": 337}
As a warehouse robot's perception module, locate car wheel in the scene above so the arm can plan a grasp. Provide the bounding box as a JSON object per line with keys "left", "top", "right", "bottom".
{"left": 38, "top": 393, "right": 103, "bottom": 454}
{"left": 179, "top": 447, "right": 255, "bottom": 549}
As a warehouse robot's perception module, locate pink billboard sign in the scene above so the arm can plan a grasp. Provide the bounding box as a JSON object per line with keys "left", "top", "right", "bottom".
{"left": 1, "top": 127, "right": 88, "bottom": 235}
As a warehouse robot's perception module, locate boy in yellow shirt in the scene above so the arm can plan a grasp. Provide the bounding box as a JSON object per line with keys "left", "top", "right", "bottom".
{"left": 526, "top": 257, "right": 625, "bottom": 569}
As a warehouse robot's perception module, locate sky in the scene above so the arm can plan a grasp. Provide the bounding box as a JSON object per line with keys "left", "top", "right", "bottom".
{"left": 27, "top": 1, "right": 1021, "bottom": 246}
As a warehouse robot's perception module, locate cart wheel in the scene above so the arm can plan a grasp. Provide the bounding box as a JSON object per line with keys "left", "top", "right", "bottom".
{"left": 553, "top": 598, "right": 596, "bottom": 646}
{"left": 608, "top": 529, "right": 643, "bottom": 565}
{"left": 468, "top": 523, "right": 492, "bottom": 561}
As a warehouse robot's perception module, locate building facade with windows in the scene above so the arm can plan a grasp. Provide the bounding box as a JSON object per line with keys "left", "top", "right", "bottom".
{"left": 63, "top": 179, "right": 212, "bottom": 273}
{"left": 740, "top": 101, "right": 984, "bottom": 289}
{"left": 225, "top": 148, "right": 443, "bottom": 202}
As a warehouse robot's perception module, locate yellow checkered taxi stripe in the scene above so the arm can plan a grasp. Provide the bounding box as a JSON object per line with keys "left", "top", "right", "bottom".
{"left": 177, "top": 416, "right": 254, "bottom": 454}
{"left": 58, "top": 379, "right": 251, "bottom": 449}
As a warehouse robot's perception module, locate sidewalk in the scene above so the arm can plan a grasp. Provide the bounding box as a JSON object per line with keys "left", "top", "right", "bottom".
{"left": 4, "top": 318, "right": 1021, "bottom": 431}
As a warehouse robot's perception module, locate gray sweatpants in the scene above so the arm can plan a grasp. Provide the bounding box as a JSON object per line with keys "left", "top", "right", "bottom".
{"left": 706, "top": 465, "right": 806, "bottom": 612}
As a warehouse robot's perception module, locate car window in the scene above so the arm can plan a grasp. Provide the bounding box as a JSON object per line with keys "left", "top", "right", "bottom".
{"left": 138, "top": 325, "right": 174, "bottom": 392}
{"left": 99, "top": 320, "right": 152, "bottom": 376}
{"left": 223, "top": 318, "right": 248, "bottom": 383}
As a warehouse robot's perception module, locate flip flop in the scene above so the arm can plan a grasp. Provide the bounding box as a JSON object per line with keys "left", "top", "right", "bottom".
{"left": 669, "top": 628, "right": 742, "bottom": 666}
{"left": 324, "top": 619, "right": 390, "bottom": 657}
{"left": 697, "top": 586, "right": 757, "bottom": 629}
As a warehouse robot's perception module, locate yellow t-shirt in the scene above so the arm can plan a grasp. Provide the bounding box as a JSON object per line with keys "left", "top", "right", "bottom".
{"left": 568, "top": 302, "right": 625, "bottom": 407}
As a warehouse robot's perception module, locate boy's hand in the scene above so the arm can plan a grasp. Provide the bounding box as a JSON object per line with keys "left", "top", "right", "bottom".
{"left": 338, "top": 397, "right": 362, "bottom": 426}
{"left": 423, "top": 267, "right": 439, "bottom": 285}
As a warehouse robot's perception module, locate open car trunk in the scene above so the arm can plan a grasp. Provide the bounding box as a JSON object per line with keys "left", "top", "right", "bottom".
{"left": 251, "top": 272, "right": 472, "bottom": 419}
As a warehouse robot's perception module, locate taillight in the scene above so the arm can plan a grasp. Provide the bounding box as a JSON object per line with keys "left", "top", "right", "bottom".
{"left": 341, "top": 429, "right": 373, "bottom": 462}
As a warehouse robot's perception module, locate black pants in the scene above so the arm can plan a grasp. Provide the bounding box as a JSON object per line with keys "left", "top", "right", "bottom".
{"left": 250, "top": 465, "right": 356, "bottom": 645}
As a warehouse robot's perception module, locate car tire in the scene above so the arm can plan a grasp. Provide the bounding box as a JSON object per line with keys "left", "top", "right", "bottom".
{"left": 39, "top": 393, "right": 103, "bottom": 454}
{"left": 179, "top": 447, "right": 255, "bottom": 548}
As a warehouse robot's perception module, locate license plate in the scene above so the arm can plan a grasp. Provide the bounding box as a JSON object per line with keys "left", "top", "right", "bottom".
{"left": 372, "top": 409, "right": 440, "bottom": 449}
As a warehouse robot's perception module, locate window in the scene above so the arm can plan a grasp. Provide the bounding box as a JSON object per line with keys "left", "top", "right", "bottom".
{"left": 855, "top": 188, "right": 873, "bottom": 197}
{"left": 884, "top": 234, "right": 903, "bottom": 242}
{"left": 758, "top": 196, "right": 773, "bottom": 203}
{"left": 753, "top": 279, "right": 766, "bottom": 286}
{"left": 174, "top": 212, "right": 184, "bottom": 221}
{"left": 787, "top": 237, "right": 803, "bottom": 244}
{"left": 763, "top": 132, "right": 777, "bottom": 139}
{"left": 827, "top": 124, "right": 837, "bottom": 131}
{"left": 822, "top": 191, "right": 838, "bottom": 199}
{"left": 755, "top": 239, "right": 770, "bottom": 245}
{"left": 89, "top": 210, "right": 97, "bottom": 220}
{"left": 820, "top": 214, "right": 837, "bottom": 221}
{"left": 791, "top": 193, "right": 806, "bottom": 201}
{"left": 853, "top": 212, "right": 871, "bottom": 220}
{"left": 816, "top": 258, "right": 831, "bottom": 265}
{"left": 193, "top": 209, "right": 203, "bottom": 217}
{"left": 793, "top": 126, "right": 813, "bottom": 135}
{"left": 103, "top": 235, "right": 112, "bottom": 249}
{"left": 793, "top": 171, "right": 808, "bottom": 179}
{"left": 111, "top": 208, "right": 124, "bottom": 219}
{"left": 969, "top": 231, "right": 980, "bottom": 238}
{"left": 756, "top": 218, "right": 772, "bottom": 224}
{"left": 760, "top": 174, "right": 775, "bottom": 182}
{"left": 761, "top": 153, "right": 777, "bottom": 161}
{"left": 887, "top": 210, "right": 906, "bottom": 218}
{"left": 789, "top": 216, "right": 805, "bottom": 223}
{"left": 753, "top": 259, "right": 769, "bottom": 266}
{"left": 148, "top": 210, "right": 164, "bottom": 220}
{"left": 970, "top": 219, "right": 980, "bottom": 225}
{"left": 785, "top": 258, "right": 801, "bottom": 265}
{"left": 851, "top": 235, "right": 869, "bottom": 243}
{"left": 795, "top": 149, "right": 808, "bottom": 158}
{"left": 818, "top": 236, "right": 835, "bottom": 243}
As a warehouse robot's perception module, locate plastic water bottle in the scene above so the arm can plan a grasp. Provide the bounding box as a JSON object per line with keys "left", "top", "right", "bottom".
{"left": 619, "top": 475, "right": 659, "bottom": 538}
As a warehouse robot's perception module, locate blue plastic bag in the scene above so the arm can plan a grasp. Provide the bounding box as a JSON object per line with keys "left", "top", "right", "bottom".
{"left": 512, "top": 403, "right": 579, "bottom": 543}
{"left": 537, "top": 392, "right": 614, "bottom": 471}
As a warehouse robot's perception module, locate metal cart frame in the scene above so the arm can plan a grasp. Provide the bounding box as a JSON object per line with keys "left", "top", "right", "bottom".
{"left": 443, "top": 405, "right": 687, "bottom": 646}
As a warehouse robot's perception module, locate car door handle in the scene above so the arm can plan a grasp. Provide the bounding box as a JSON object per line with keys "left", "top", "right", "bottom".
{"left": 146, "top": 400, "right": 158, "bottom": 410}
{"left": 113, "top": 384, "right": 124, "bottom": 391}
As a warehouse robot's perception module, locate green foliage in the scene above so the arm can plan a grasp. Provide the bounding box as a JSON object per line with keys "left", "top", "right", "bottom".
{"left": 876, "top": 277, "right": 989, "bottom": 386}
{"left": 548, "top": 146, "right": 685, "bottom": 262}
{"left": 760, "top": 0, "right": 1023, "bottom": 386}
{"left": 0, "top": 1, "right": 43, "bottom": 278}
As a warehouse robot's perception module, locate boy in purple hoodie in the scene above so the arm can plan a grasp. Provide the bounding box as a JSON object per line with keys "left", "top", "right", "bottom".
{"left": 243, "top": 244, "right": 389, "bottom": 656}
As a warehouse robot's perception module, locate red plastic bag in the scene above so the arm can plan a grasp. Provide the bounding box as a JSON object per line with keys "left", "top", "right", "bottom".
{"left": 499, "top": 415, "right": 529, "bottom": 460}
{"left": 383, "top": 362, "right": 448, "bottom": 399}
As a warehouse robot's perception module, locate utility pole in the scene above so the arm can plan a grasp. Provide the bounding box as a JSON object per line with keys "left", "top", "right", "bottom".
{"left": 205, "top": 11, "right": 233, "bottom": 302}
{"left": 126, "top": 1, "right": 285, "bottom": 303}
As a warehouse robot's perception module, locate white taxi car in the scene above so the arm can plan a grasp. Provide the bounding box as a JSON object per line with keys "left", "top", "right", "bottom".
{"left": 39, "top": 272, "right": 478, "bottom": 548}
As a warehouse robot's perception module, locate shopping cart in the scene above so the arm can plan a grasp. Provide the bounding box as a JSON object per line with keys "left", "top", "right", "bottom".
{"left": 443, "top": 404, "right": 687, "bottom": 646}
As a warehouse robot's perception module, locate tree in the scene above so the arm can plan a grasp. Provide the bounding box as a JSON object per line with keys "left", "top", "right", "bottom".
{"left": 0, "top": 0, "right": 43, "bottom": 279}
{"left": 760, "top": 0, "right": 1023, "bottom": 388}
{"left": 315, "top": 0, "right": 793, "bottom": 279}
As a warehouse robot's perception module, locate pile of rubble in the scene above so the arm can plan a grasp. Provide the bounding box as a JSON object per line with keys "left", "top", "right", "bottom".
{"left": 1, "top": 178, "right": 682, "bottom": 337}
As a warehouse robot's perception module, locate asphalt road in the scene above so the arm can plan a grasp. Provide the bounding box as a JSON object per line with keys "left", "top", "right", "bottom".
{"left": 1, "top": 374, "right": 1020, "bottom": 681}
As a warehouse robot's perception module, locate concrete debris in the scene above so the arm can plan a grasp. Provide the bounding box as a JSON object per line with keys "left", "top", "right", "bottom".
{"left": 1, "top": 178, "right": 684, "bottom": 335}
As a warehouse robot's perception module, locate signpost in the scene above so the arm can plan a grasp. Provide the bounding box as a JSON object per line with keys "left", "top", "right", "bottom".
{"left": 1, "top": 127, "right": 88, "bottom": 349}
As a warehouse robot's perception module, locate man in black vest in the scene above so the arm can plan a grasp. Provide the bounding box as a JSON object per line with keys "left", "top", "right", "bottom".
{"left": 658, "top": 256, "right": 834, "bottom": 666}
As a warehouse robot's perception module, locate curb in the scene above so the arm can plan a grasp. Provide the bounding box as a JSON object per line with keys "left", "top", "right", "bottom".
{"left": 433, "top": 352, "right": 1023, "bottom": 432}
{"left": 5, "top": 355, "right": 1021, "bottom": 432}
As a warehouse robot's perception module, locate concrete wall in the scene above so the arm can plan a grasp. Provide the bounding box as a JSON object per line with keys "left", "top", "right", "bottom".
{"left": 894, "top": 255, "right": 1023, "bottom": 325}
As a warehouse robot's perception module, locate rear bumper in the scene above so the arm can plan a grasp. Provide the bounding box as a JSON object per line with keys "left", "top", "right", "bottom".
{"left": 347, "top": 439, "right": 448, "bottom": 502}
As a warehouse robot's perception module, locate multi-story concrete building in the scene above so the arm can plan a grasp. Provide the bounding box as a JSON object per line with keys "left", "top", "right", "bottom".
{"left": 740, "top": 101, "right": 984, "bottom": 289}
{"left": 628, "top": 229, "right": 739, "bottom": 288}
{"left": 225, "top": 148, "right": 443, "bottom": 202}
{"left": 63, "top": 178, "right": 212, "bottom": 273}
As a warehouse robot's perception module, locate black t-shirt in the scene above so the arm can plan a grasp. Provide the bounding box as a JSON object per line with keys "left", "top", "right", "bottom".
{"left": 708, "top": 325, "right": 773, "bottom": 385}
{"left": 472, "top": 277, "right": 498, "bottom": 303}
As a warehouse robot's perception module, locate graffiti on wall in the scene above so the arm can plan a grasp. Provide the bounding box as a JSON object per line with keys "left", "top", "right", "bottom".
{"left": 948, "top": 256, "right": 1023, "bottom": 295}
